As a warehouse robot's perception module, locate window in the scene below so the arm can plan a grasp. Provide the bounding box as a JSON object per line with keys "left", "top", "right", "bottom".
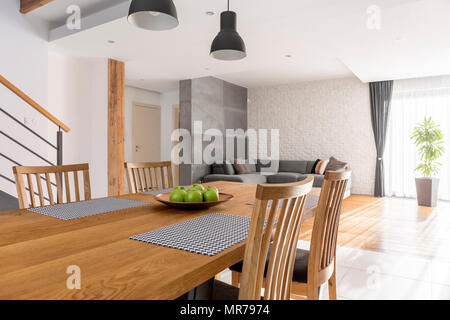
{"left": 385, "top": 76, "right": 450, "bottom": 200}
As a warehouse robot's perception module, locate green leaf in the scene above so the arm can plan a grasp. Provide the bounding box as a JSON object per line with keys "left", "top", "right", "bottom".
{"left": 411, "top": 117, "right": 445, "bottom": 177}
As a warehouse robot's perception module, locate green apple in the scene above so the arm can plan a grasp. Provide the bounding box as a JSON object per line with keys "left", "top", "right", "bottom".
{"left": 203, "top": 190, "right": 219, "bottom": 202}
{"left": 185, "top": 190, "right": 203, "bottom": 203}
{"left": 174, "top": 186, "right": 187, "bottom": 191}
{"left": 169, "top": 190, "right": 186, "bottom": 202}
{"left": 206, "top": 186, "right": 219, "bottom": 195}
{"left": 189, "top": 184, "right": 205, "bottom": 192}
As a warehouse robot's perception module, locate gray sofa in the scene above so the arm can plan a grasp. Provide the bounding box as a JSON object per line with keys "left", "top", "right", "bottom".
{"left": 202, "top": 160, "right": 352, "bottom": 192}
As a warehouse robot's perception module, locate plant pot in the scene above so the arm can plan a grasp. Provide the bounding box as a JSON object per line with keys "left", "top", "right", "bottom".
{"left": 415, "top": 177, "right": 439, "bottom": 207}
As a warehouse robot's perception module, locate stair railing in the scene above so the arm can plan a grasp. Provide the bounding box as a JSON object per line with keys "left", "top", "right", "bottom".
{"left": 0, "top": 74, "right": 70, "bottom": 204}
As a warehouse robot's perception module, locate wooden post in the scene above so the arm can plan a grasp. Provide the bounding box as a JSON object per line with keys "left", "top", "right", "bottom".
{"left": 20, "top": 0, "right": 54, "bottom": 14}
{"left": 108, "top": 59, "right": 125, "bottom": 196}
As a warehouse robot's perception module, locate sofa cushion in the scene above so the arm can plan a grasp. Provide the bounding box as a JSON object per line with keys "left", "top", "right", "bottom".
{"left": 266, "top": 172, "right": 307, "bottom": 184}
{"left": 256, "top": 159, "right": 278, "bottom": 173}
{"left": 212, "top": 164, "right": 225, "bottom": 175}
{"left": 224, "top": 163, "right": 235, "bottom": 175}
{"left": 211, "top": 163, "right": 235, "bottom": 175}
{"left": 246, "top": 163, "right": 257, "bottom": 173}
{"left": 309, "top": 174, "right": 324, "bottom": 188}
{"left": 310, "top": 159, "right": 321, "bottom": 173}
{"left": 279, "top": 160, "right": 308, "bottom": 174}
{"left": 315, "top": 159, "right": 329, "bottom": 174}
{"left": 233, "top": 160, "right": 250, "bottom": 174}
{"left": 325, "top": 156, "right": 347, "bottom": 172}
{"left": 203, "top": 174, "right": 267, "bottom": 184}
{"left": 236, "top": 174, "right": 268, "bottom": 184}
{"left": 305, "top": 161, "right": 317, "bottom": 174}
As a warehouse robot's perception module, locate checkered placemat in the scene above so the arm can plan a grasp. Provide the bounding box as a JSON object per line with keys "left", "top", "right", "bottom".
{"left": 142, "top": 188, "right": 174, "bottom": 195}
{"left": 247, "top": 195, "right": 319, "bottom": 209}
{"left": 130, "top": 213, "right": 251, "bottom": 256}
{"left": 28, "top": 197, "right": 151, "bottom": 221}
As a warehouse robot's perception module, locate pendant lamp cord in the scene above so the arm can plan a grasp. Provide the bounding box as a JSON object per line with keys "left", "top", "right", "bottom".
{"left": 227, "top": 0, "right": 230, "bottom": 11}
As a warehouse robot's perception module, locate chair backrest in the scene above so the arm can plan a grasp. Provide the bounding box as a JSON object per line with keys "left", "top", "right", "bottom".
{"left": 124, "top": 161, "right": 174, "bottom": 193}
{"left": 13, "top": 164, "right": 91, "bottom": 209}
{"left": 239, "top": 176, "right": 314, "bottom": 300}
{"left": 308, "top": 170, "right": 351, "bottom": 288}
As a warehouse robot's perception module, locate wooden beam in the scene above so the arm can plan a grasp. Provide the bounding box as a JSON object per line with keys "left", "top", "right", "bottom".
{"left": 20, "top": 0, "right": 54, "bottom": 13}
{"left": 107, "top": 59, "right": 125, "bottom": 197}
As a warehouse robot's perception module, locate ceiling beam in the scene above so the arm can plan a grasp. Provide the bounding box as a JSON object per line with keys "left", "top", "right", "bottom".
{"left": 49, "top": 2, "right": 128, "bottom": 41}
{"left": 20, "top": 0, "right": 54, "bottom": 13}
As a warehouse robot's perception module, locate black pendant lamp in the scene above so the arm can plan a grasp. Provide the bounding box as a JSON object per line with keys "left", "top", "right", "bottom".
{"left": 210, "top": 0, "right": 247, "bottom": 61}
{"left": 128, "top": 0, "right": 179, "bottom": 31}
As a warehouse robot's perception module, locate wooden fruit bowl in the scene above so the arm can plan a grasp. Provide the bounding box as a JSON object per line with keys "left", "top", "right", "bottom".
{"left": 154, "top": 192, "right": 234, "bottom": 210}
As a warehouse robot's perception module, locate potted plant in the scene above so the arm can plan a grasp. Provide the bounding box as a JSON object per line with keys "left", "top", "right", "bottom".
{"left": 411, "top": 117, "right": 445, "bottom": 207}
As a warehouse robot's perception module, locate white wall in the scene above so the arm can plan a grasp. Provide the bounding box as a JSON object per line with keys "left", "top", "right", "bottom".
{"left": 0, "top": 0, "right": 51, "bottom": 197}
{"left": 161, "top": 90, "right": 180, "bottom": 161}
{"left": 47, "top": 53, "right": 108, "bottom": 198}
{"left": 0, "top": 0, "right": 48, "bottom": 106}
{"left": 248, "top": 77, "right": 376, "bottom": 195}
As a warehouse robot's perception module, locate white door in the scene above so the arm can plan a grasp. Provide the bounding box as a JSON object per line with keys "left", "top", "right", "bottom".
{"left": 132, "top": 103, "right": 161, "bottom": 162}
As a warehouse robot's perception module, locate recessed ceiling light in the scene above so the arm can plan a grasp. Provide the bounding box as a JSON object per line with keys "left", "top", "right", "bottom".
{"left": 285, "top": 54, "right": 292, "bottom": 58}
{"left": 107, "top": 40, "right": 115, "bottom": 44}
{"left": 206, "top": 11, "right": 215, "bottom": 16}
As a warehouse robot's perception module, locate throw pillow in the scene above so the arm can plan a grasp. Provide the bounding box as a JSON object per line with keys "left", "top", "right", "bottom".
{"left": 212, "top": 163, "right": 225, "bottom": 175}
{"left": 311, "top": 159, "right": 321, "bottom": 173}
{"left": 315, "top": 159, "right": 330, "bottom": 175}
{"left": 224, "top": 163, "right": 235, "bottom": 175}
{"left": 325, "top": 157, "right": 347, "bottom": 172}
{"left": 233, "top": 160, "right": 249, "bottom": 174}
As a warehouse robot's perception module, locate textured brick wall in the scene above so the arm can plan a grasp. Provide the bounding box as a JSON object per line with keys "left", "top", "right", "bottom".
{"left": 248, "top": 77, "right": 376, "bottom": 195}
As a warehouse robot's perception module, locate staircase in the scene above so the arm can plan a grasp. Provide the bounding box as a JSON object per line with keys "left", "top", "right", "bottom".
{"left": 0, "top": 75, "right": 70, "bottom": 211}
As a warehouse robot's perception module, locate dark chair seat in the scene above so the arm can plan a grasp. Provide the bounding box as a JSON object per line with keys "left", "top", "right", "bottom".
{"left": 229, "top": 248, "right": 309, "bottom": 283}
{"left": 212, "top": 280, "right": 266, "bottom": 300}
{"left": 176, "top": 280, "right": 240, "bottom": 300}
{"left": 212, "top": 280, "right": 240, "bottom": 300}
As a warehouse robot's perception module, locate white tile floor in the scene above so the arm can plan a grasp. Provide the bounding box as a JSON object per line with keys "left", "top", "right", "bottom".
{"left": 218, "top": 240, "right": 450, "bottom": 300}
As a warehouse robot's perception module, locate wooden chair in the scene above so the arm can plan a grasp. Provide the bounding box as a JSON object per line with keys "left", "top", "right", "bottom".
{"left": 212, "top": 176, "right": 314, "bottom": 300}
{"left": 12, "top": 164, "right": 91, "bottom": 209}
{"left": 124, "top": 161, "right": 174, "bottom": 194}
{"left": 229, "top": 170, "right": 351, "bottom": 300}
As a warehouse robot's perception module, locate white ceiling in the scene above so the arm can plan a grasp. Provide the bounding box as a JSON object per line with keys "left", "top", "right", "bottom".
{"left": 32, "top": 0, "right": 450, "bottom": 92}
{"left": 29, "top": 0, "right": 127, "bottom": 28}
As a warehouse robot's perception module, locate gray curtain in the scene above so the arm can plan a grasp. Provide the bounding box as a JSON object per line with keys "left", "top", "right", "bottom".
{"left": 370, "top": 81, "right": 394, "bottom": 197}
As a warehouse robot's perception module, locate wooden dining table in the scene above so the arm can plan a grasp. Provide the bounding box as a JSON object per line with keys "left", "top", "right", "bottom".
{"left": 0, "top": 181, "right": 318, "bottom": 300}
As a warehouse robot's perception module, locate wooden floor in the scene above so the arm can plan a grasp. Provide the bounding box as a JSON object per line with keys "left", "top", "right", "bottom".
{"left": 300, "top": 195, "right": 450, "bottom": 262}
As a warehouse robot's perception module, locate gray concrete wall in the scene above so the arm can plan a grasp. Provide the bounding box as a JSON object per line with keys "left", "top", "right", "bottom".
{"left": 179, "top": 77, "right": 248, "bottom": 185}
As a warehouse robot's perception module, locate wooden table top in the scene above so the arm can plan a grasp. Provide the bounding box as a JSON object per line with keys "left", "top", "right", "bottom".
{"left": 0, "top": 181, "right": 318, "bottom": 300}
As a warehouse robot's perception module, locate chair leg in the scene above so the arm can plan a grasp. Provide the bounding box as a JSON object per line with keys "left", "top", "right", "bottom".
{"left": 231, "top": 271, "right": 240, "bottom": 288}
{"left": 307, "top": 284, "right": 320, "bottom": 300}
{"left": 328, "top": 270, "right": 337, "bottom": 300}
